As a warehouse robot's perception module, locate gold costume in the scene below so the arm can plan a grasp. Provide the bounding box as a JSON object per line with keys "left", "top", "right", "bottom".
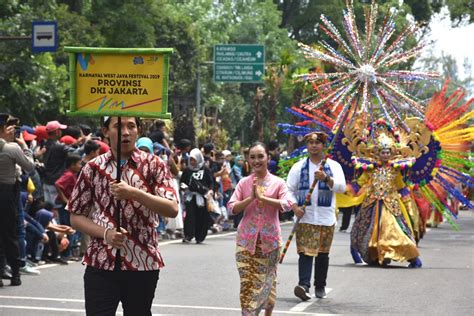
{"left": 350, "top": 166, "right": 419, "bottom": 264}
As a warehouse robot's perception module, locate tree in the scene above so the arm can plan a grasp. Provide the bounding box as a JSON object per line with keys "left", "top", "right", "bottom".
{"left": 415, "top": 52, "right": 473, "bottom": 100}
{"left": 0, "top": 1, "right": 103, "bottom": 124}
{"left": 433, "top": 0, "right": 474, "bottom": 24}
{"left": 87, "top": 0, "right": 156, "bottom": 48}
{"left": 0, "top": 0, "right": 302, "bottom": 146}
{"left": 166, "top": 0, "right": 300, "bottom": 145}
{"left": 275, "top": 0, "right": 434, "bottom": 44}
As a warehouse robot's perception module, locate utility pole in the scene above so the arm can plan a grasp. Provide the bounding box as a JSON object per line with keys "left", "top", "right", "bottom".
{"left": 196, "top": 65, "right": 201, "bottom": 122}
{"left": 195, "top": 61, "right": 213, "bottom": 127}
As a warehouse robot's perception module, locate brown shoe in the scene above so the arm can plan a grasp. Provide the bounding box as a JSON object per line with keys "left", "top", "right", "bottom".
{"left": 294, "top": 285, "right": 311, "bottom": 301}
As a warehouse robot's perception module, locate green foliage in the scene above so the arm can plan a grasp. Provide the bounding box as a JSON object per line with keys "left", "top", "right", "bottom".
{"left": 2, "top": 0, "right": 470, "bottom": 145}
{"left": 442, "top": 0, "right": 474, "bottom": 24}
{"left": 404, "top": 0, "right": 432, "bottom": 25}
{"left": 87, "top": 0, "right": 156, "bottom": 47}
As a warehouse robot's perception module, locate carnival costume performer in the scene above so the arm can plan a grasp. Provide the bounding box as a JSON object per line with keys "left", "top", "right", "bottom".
{"left": 286, "top": 132, "right": 346, "bottom": 300}
{"left": 348, "top": 130, "right": 421, "bottom": 267}
{"left": 277, "top": 0, "right": 473, "bottom": 270}
{"left": 227, "top": 142, "right": 293, "bottom": 316}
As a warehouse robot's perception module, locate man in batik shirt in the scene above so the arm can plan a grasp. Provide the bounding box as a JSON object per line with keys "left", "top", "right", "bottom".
{"left": 69, "top": 117, "right": 178, "bottom": 316}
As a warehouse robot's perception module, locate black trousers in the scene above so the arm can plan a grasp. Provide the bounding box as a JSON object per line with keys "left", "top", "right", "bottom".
{"left": 298, "top": 252, "right": 330, "bottom": 290}
{"left": 0, "top": 183, "right": 20, "bottom": 277}
{"left": 184, "top": 197, "right": 211, "bottom": 242}
{"left": 339, "top": 207, "right": 353, "bottom": 231}
{"left": 84, "top": 266, "right": 159, "bottom": 316}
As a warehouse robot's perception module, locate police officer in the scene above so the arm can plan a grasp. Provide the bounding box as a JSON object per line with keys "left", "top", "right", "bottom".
{"left": 0, "top": 113, "right": 35, "bottom": 286}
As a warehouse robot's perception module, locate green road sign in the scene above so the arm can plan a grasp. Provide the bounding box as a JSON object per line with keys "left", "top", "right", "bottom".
{"left": 214, "top": 44, "right": 265, "bottom": 83}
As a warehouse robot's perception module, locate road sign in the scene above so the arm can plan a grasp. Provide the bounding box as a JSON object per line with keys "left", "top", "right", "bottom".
{"left": 32, "top": 21, "right": 58, "bottom": 53}
{"left": 214, "top": 44, "right": 265, "bottom": 83}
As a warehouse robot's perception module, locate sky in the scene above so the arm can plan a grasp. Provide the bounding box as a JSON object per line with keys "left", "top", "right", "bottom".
{"left": 418, "top": 6, "right": 474, "bottom": 81}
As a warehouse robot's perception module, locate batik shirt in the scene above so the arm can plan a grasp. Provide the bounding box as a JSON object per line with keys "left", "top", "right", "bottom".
{"left": 68, "top": 149, "right": 177, "bottom": 271}
{"left": 228, "top": 171, "right": 292, "bottom": 255}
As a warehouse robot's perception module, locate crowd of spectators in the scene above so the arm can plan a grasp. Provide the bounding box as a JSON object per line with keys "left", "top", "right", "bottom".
{"left": 0, "top": 115, "right": 290, "bottom": 286}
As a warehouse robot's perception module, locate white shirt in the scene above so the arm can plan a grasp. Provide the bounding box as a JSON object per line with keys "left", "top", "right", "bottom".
{"left": 286, "top": 157, "right": 346, "bottom": 226}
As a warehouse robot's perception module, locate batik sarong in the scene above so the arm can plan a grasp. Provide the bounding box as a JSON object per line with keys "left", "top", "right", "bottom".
{"left": 296, "top": 223, "right": 335, "bottom": 256}
{"left": 236, "top": 238, "right": 280, "bottom": 316}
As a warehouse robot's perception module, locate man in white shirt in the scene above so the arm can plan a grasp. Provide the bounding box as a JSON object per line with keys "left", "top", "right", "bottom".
{"left": 286, "top": 132, "right": 346, "bottom": 300}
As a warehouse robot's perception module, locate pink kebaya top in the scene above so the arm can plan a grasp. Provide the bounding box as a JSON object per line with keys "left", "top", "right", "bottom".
{"left": 227, "top": 171, "right": 293, "bottom": 255}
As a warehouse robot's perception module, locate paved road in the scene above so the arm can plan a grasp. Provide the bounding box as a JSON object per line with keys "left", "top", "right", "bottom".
{"left": 1, "top": 211, "right": 473, "bottom": 315}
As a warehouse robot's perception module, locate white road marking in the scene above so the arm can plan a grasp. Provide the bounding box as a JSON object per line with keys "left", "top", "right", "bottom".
{"left": 31, "top": 230, "right": 241, "bottom": 270}
{"left": 0, "top": 305, "right": 171, "bottom": 315}
{"left": 35, "top": 263, "right": 59, "bottom": 270}
{"left": 159, "top": 231, "right": 237, "bottom": 245}
{"left": 0, "top": 295, "right": 334, "bottom": 315}
{"left": 159, "top": 221, "right": 293, "bottom": 246}
{"left": 0, "top": 295, "right": 84, "bottom": 303}
{"left": 289, "top": 288, "right": 333, "bottom": 312}
{"left": 0, "top": 305, "right": 85, "bottom": 313}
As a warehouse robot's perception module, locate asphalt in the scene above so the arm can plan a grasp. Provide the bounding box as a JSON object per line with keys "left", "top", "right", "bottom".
{"left": 0, "top": 210, "right": 473, "bottom": 315}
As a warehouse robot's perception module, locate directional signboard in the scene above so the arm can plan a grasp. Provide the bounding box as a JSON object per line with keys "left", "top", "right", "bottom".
{"left": 214, "top": 44, "right": 265, "bottom": 83}
{"left": 32, "top": 21, "right": 58, "bottom": 53}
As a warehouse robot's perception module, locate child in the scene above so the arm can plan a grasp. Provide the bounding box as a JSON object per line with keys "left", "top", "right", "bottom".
{"left": 55, "top": 153, "right": 82, "bottom": 258}
{"left": 55, "top": 153, "right": 81, "bottom": 222}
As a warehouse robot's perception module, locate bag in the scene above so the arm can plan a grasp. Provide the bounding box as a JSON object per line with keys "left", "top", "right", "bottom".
{"left": 189, "top": 177, "right": 209, "bottom": 195}
{"left": 206, "top": 197, "right": 214, "bottom": 212}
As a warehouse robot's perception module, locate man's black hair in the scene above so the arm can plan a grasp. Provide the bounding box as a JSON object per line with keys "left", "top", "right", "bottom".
{"left": 0, "top": 113, "right": 10, "bottom": 126}
{"left": 83, "top": 140, "right": 100, "bottom": 155}
{"left": 268, "top": 140, "right": 279, "bottom": 151}
{"left": 203, "top": 143, "right": 214, "bottom": 154}
{"left": 63, "top": 125, "right": 82, "bottom": 139}
{"left": 149, "top": 130, "right": 164, "bottom": 144}
{"left": 178, "top": 138, "right": 192, "bottom": 149}
{"left": 79, "top": 124, "right": 92, "bottom": 135}
{"left": 65, "top": 153, "right": 82, "bottom": 168}
{"left": 154, "top": 120, "right": 166, "bottom": 130}
{"left": 37, "top": 200, "right": 54, "bottom": 212}
{"left": 103, "top": 117, "right": 141, "bottom": 128}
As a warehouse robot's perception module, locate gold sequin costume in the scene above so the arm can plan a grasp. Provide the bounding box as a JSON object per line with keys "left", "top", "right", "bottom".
{"left": 350, "top": 165, "right": 420, "bottom": 264}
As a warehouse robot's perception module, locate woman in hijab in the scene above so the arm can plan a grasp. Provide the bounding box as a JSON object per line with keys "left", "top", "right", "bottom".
{"left": 180, "top": 148, "right": 214, "bottom": 243}
{"left": 231, "top": 155, "right": 244, "bottom": 187}
{"left": 136, "top": 137, "right": 154, "bottom": 154}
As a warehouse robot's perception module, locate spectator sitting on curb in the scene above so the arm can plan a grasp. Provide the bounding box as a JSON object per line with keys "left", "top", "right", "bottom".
{"left": 35, "top": 202, "right": 75, "bottom": 265}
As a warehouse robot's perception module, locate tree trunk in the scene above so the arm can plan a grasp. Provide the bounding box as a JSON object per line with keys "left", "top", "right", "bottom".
{"left": 268, "top": 96, "right": 278, "bottom": 139}
{"left": 253, "top": 87, "right": 265, "bottom": 142}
